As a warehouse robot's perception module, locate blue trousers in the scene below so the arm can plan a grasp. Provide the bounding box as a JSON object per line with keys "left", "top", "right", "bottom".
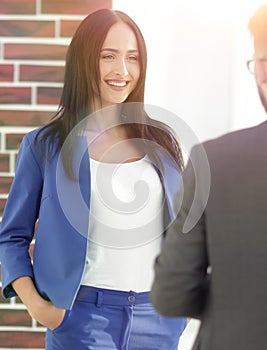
{"left": 46, "top": 286, "right": 186, "bottom": 350}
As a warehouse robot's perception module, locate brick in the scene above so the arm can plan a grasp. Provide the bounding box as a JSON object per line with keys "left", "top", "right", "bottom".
{"left": 0, "top": 153, "right": 9, "bottom": 172}
{"left": 20, "top": 65, "right": 65, "bottom": 83}
{"left": 0, "top": 176, "right": 13, "bottom": 193}
{"left": 0, "top": 331, "right": 45, "bottom": 348}
{"left": 0, "top": 0, "right": 36, "bottom": 14}
{"left": 15, "top": 295, "right": 23, "bottom": 304}
{"left": 0, "top": 87, "right": 31, "bottom": 104}
{"left": 0, "top": 110, "right": 55, "bottom": 126}
{"left": 15, "top": 152, "right": 18, "bottom": 167}
{"left": 37, "top": 87, "right": 62, "bottom": 105}
{"left": 0, "top": 309, "right": 32, "bottom": 327}
{"left": 0, "top": 20, "right": 55, "bottom": 37}
{"left": 6, "top": 133, "right": 24, "bottom": 150}
{"left": 5, "top": 44, "right": 68, "bottom": 60}
{"left": 42, "top": 0, "right": 111, "bottom": 15}
{"left": 0, "top": 198, "right": 7, "bottom": 217}
{"left": 0, "top": 286, "right": 9, "bottom": 303}
{"left": 60, "top": 20, "right": 81, "bottom": 37}
{"left": 0, "top": 64, "right": 14, "bottom": 82}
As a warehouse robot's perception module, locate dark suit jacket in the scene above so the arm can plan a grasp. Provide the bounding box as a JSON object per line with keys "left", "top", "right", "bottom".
{"left": 151, "top": 121, "right": 267, "bottom": 350}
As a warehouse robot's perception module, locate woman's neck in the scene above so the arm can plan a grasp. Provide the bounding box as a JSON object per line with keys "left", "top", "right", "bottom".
{"left": 86, "top": 103, "right": 123, "bottom": 133}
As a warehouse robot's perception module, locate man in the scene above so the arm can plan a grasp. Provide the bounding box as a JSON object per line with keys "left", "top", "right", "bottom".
{"left": 151, "top": 4, "right": 267, "bottom": 350}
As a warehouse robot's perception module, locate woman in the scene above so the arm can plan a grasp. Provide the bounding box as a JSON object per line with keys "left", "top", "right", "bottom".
{"left": 0, "top": 9, "right": 186, "bottom": 349}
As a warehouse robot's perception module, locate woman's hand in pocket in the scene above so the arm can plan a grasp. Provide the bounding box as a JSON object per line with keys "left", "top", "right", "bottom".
{"left": 29, "top": 298, "right": 66, "bottom": 330}
{"left": 11, "top": 276, "right": 66, "bottom": 330}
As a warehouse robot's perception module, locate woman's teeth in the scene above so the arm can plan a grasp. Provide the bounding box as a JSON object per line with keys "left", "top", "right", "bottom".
{"left": 107, "top": 81, "right": 127, "bottom": 87}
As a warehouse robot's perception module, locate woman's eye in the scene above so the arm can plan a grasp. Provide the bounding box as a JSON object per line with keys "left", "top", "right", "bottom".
{"left": 102, "top": 54, "right": 115, "bottom": 60}
{"left": 128, "top": 55, "right": 138, "bottom": 62}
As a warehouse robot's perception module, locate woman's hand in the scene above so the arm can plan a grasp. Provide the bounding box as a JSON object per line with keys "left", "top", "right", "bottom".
{"left": 28, "top": 298, "right": 66, "bottom": 330}
{"left": 12, "top": 276, "right": 66, "bottom": 330}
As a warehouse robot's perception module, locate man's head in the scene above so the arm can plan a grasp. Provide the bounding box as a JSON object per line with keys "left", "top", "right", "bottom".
{"left": 248, "top": 4, "right": 267, "bottom": 112}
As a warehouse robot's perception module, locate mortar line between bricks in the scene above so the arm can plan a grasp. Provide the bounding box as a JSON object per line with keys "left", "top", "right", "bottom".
{"left": 0, "top": 104, "right": 58, "bottom": 111}
{"left": 9, "top": 152, "right": 16, "bottom": 173}
{"left": 0, "top": 326, "right": 46, "bottom": 331}
{"left": 13, "top": 62, "right": 20, "bottom": 83}
{"left": 0, "top": 348, "right": 44, "bottom": 350}
{"left": 0, "top": 37, "right": 71, "bottom": 45}
{"left": 0, "top": 82, "right": 63, "bottom": 88}
{"left": 31, "top": 84, "right": 37, "bottom": 105}
{"left": 0, "top": 304, "right": 26, "bottom": 310}
{"left": 36, "top": 0, "right": 41, "bottom": 15}
{"left": 0, "top": 60, "right": 65, "bottom": 66}
{"left": 55, "top": 19, "right": 61, "bottom": 38}
{"left": 0, "top": 14, "right": 85, "bottom": 20}
{"left": 0, "top": 133, "right": 5, "bottom": 152}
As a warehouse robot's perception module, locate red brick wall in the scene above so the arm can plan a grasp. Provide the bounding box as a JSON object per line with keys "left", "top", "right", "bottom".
{"left": 0, "top": 0, "right": 112, "bottom": 348}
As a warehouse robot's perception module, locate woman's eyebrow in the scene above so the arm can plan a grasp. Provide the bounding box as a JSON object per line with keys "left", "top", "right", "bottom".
{"left": 100, "top": 48, "right": 139, "bottom": 53}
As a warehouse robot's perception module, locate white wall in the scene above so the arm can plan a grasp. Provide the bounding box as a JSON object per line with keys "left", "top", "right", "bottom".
{"left": 113, "top": 0, "right": 267, "bottom": 144}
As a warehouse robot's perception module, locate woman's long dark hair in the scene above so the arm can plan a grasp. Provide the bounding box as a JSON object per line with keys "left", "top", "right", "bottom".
{"left": 35, "top": 9, "right": 183, "bottom": 178}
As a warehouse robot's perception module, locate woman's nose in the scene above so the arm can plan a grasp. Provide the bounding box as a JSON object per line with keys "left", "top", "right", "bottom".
{"left": 114, "top": 58, "right": 128, "bottom": 76}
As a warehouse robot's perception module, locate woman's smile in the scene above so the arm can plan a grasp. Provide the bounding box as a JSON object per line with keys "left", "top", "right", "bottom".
{"left": 105, "top": 79, "right": 128, "bottom": 89}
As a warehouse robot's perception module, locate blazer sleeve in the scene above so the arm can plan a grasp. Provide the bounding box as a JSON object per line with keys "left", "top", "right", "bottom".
{"left": 0, "top": 134, "right": 43, "bottom": 299}
{"left": 151, "top": 144, "right": 210, "bottom": 318}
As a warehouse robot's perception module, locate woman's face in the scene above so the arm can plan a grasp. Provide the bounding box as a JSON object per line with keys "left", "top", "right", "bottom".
{"left": 96, "top": 22, "right": 140, "bottom": 109}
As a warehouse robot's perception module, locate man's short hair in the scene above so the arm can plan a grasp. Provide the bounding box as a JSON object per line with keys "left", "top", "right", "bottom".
{"left": 248, "top": 4, "right": 267, "bottom": 44}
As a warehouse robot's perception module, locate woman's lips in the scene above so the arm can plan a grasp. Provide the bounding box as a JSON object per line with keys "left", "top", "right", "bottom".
{"left": 105, "top": 80, "right": 128, "bottom": 88}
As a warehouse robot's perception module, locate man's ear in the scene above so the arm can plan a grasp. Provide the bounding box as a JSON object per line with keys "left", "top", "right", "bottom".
{"left": 256, "top": 60, "right": 267, "bottom": 85}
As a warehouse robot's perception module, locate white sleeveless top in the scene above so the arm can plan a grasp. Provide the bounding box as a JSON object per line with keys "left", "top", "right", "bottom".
{"left": 81, "top": 156, "right": 165, "bottom": 292}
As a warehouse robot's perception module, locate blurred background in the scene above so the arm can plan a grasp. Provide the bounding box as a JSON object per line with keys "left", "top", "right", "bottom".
{"left": 0, "top": 0, "right": 266, "bottom": 349}
{"left": 114, "top": 0, "right": 267, "bottom": 140}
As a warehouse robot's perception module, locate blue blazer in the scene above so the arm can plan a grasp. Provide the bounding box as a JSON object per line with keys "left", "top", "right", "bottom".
{"left": 0, "top": 128, "right": 181, "bottom": 309}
